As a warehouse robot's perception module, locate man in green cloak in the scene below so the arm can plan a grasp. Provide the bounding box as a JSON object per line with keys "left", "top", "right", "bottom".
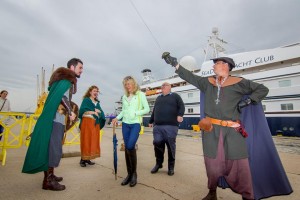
{"left": 22, "top": 58, "right": 83, "bottom": 191}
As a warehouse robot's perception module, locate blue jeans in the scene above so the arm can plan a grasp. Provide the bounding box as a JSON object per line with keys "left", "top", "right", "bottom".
{"left": 122, "top": 122, "right": 140, "bottom": 150}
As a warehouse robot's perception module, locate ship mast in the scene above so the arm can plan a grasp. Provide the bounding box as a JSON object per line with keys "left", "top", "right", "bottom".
{"left": 203, "top": 27, "right": 227, "bottom": 62}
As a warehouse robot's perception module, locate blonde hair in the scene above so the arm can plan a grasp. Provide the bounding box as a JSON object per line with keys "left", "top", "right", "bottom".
{"left": 83, "top": 85, "right": 99, "bottom": 102}
{"left": 122, "top": 76, "right": 140, "bottom": 97}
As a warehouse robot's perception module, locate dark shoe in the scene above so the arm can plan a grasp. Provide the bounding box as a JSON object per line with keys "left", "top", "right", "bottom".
{"left": 242, "top": 198, "right": 254, "bottom": 200}
{"left": 167, "top": 169, "right": 174, "bottom": 176}
{"left": 80, "top": 159, "right": 86, "bottom": 167}
{"left": 130, "top": 172, "right": 137, "bottom": 187}
{"left": 51, "top": 174, "right": 63, "bottom": 182}
{"left": 48, "top": 167, "right": 63, "bottom": 182}
{"left": 151, "top": 164, "right": 163, "bottom": 174}
{"left": 202, "top": 190, "right": 217, "bottom": 200}
{"left": 85, "top": 160, "right": 95, "bottom": 165}
{"left": 43, "top": 170, "right": 66, "bottom": 191}
{"left": 121, "top": 174, "right": 131, "bottom": 186}
{"left": 42, "top": 179, "right": 66, "bottom": 191}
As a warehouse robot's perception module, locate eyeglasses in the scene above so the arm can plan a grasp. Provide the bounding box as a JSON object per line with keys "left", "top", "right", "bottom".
{"left": 161, "top": 84, "right": 170, "bottom": 87}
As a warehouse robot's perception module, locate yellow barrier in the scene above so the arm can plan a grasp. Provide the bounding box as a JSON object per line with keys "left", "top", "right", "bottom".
{"left": 0, "top": 112, "right": 104, "bottom": 166}
{"left": 192, "top": 125, "right": 200, "bottom": 132}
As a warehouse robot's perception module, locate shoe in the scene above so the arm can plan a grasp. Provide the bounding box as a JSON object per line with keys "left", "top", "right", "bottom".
{"left": 167, "top": 169, "right": 174, "bottom": 176}
{"left": 151, "top": 164, "right": 163, "bottom": 174}
{"left": 43, "top": 170, "right": 66, "bottom": 191}
{"left": 85, "top": 160, "right": 95, "bottom": 165}
{"left": 202, "top": 190, "right": 217, "bottom": 200}
{"left": 80, "top": 159, "right": 86, "bottom": 167}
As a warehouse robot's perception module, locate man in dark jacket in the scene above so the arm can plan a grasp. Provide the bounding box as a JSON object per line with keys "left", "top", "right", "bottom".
{"left": 149, "top": 82, "right": 185, "bottom": 176}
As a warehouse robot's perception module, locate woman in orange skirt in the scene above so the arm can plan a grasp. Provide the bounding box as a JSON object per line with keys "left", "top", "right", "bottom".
{"left": 79, "top": 85, "right": 106, "bottom": 167}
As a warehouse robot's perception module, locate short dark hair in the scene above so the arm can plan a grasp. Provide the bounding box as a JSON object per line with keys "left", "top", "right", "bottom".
{"left": 67, "top": 58, "right": 83, "bottom": 68}
{"left": 0, "top": 90, "right": 8, "bottom": 95}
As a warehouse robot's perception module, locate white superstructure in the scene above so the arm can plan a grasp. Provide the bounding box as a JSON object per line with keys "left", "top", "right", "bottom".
{"left": 115, "top": 29, "right": 300, "bottom": 135}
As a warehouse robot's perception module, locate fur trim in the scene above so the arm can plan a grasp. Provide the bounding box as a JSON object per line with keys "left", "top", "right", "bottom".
{"left": 49, "top": 67, "right": 77, "bottom": 93}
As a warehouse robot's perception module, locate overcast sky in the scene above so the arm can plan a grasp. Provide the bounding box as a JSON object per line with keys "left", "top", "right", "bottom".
{"left": 1, "top": 0, "right": 300, "bottom": 114}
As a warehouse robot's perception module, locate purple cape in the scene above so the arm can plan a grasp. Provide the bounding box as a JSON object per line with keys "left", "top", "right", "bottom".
{"left": 200, "top": 92, "right": 293, "bottom": 199}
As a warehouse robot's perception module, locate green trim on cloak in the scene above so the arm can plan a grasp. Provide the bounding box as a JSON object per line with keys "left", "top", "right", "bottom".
{"left": 78, "top": 97, "right": 106, "bottom": 130}
{"left": 22, "top": 80, "right": 71, "bottom": 174}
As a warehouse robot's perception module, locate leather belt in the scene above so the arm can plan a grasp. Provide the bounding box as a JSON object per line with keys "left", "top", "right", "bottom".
{"left": 206, "top": 117, "right": 240, "bottom": 128}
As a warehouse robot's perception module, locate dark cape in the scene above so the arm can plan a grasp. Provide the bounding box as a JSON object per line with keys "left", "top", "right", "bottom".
{"left": 200, "top": 92, "right": 293, "bottom": 200}
{"left": 22, "top": 67, "right": 77, "bottom": 174}
{"left": 79, "top": 97, "right": 106, "bottom": 130}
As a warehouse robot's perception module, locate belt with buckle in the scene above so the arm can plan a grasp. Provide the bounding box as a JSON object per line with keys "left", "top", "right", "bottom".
{"left": 206, "top": 117, "right": 240, "bottom": 128}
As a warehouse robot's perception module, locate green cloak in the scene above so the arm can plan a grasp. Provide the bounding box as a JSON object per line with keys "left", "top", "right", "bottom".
{"left": 79, "top": 97, "right": 106, "bottom": 130}
{"left": 22, "top": 80, "right": 71, "bottom": 174}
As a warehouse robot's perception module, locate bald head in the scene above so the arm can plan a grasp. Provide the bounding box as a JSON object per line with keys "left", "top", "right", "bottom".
{"left": 161, "top": 82, "right": 171, "bottom": 95}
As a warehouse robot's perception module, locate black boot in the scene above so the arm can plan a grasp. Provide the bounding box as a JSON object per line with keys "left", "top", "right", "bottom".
{"left": 48, "top": 167, "right": 63, "bottom": 182}
{"left": 128, "top": 149, "right": 137, "bottom": 187}
{"left": 42, "top": 168, "right": 65, "bottom": 191}
{"left": 121, "top": 149, "right": 132, "bottom": 186}
{"left": 202, "top": 189, "right": 217, "bottom": 200}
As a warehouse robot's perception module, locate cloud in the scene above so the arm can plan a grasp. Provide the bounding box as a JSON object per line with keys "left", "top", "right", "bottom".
{"left": 0, "top": 0, "right": 299, "bottom": 113}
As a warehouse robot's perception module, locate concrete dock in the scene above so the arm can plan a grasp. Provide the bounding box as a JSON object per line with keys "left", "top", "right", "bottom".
{"left": 0, "top": 127, "right": 299, "bottom": 200}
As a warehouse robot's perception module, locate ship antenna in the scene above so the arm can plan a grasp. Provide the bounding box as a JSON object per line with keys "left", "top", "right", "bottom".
{"left": 203, "top": 27, "right": 227, "bottom": 62}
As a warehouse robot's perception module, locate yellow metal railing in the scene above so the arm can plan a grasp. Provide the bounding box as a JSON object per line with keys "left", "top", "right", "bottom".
{"left": 0, "top": 112, "right": 104, "bottom": 166}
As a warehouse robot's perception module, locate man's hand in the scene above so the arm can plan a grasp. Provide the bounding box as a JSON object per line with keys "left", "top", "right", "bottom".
{"left": 237, "top": 98, "right": 252, "bottom": 113}
{"left": 177, "top": 116, "right": 183, "bottom": 123}
{"left": 162, "top": 52, "right": 178, "bottom": 67}
{"left": 149, "top": 123, "right": 153, "bottom": 128}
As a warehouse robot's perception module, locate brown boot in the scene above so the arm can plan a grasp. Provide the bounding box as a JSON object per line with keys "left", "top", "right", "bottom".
{"left": 48, "top": 167, "right": 63, "bottom": 182}
{"left": 42, "top": 170, "right": 66, "bottom": 191}
{"left": 202, "top": 189, "right": 217, "bottom": 200}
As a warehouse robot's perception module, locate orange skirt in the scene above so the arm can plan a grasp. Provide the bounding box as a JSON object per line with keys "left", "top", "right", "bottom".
{"left": 80, "top": 117, "right": 101, "bottom": 160}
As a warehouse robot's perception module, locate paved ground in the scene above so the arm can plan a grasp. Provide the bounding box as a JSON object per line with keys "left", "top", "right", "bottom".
{"left": 0, "top": 127, "right": 299, "bottom": 200}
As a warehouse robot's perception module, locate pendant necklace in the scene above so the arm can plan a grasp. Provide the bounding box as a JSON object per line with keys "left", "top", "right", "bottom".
{"left": 215, "top": 76, "right": 228, "bottom": 104}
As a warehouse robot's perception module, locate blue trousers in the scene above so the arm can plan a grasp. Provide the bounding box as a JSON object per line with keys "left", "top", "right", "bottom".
{"left": 153, "top": 125, "right": 178, "bottom": 166}
{"left": 122, "top": 122, "right": 140, "bottom": 150}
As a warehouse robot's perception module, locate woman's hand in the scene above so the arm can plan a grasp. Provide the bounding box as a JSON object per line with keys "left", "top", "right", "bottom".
{"left": 95, "top": 108, "right": 101, "bottom": 113}
{"left": 111, "top": 118, "right": 118, "bottom": 126}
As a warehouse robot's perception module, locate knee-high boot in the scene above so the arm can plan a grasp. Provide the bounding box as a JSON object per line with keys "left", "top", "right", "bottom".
{"left": 42, "top": 168, "right": 65, "bottom": 191}
{"left": 129, "top": 149, "right": 137, "bottom": 187}
{"left": 121, "top": 149, "right": 132, "bottom": 186}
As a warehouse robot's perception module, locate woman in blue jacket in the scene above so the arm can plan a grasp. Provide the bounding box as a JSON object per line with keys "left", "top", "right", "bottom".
{"left": 112, "top": 76, "right": 150, "bottom": 187}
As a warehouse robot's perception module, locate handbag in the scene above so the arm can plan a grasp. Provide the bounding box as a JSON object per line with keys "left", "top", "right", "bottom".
{"left": 137, "top": 92, "right": 144, "bottom": 135}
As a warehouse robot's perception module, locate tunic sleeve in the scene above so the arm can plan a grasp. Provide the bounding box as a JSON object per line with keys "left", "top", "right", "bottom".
{"left": 239, "top": 78, "right": 269, "bottom": 103}
{"left": 175, "top": 65, "right": 208, "bottom": 92}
